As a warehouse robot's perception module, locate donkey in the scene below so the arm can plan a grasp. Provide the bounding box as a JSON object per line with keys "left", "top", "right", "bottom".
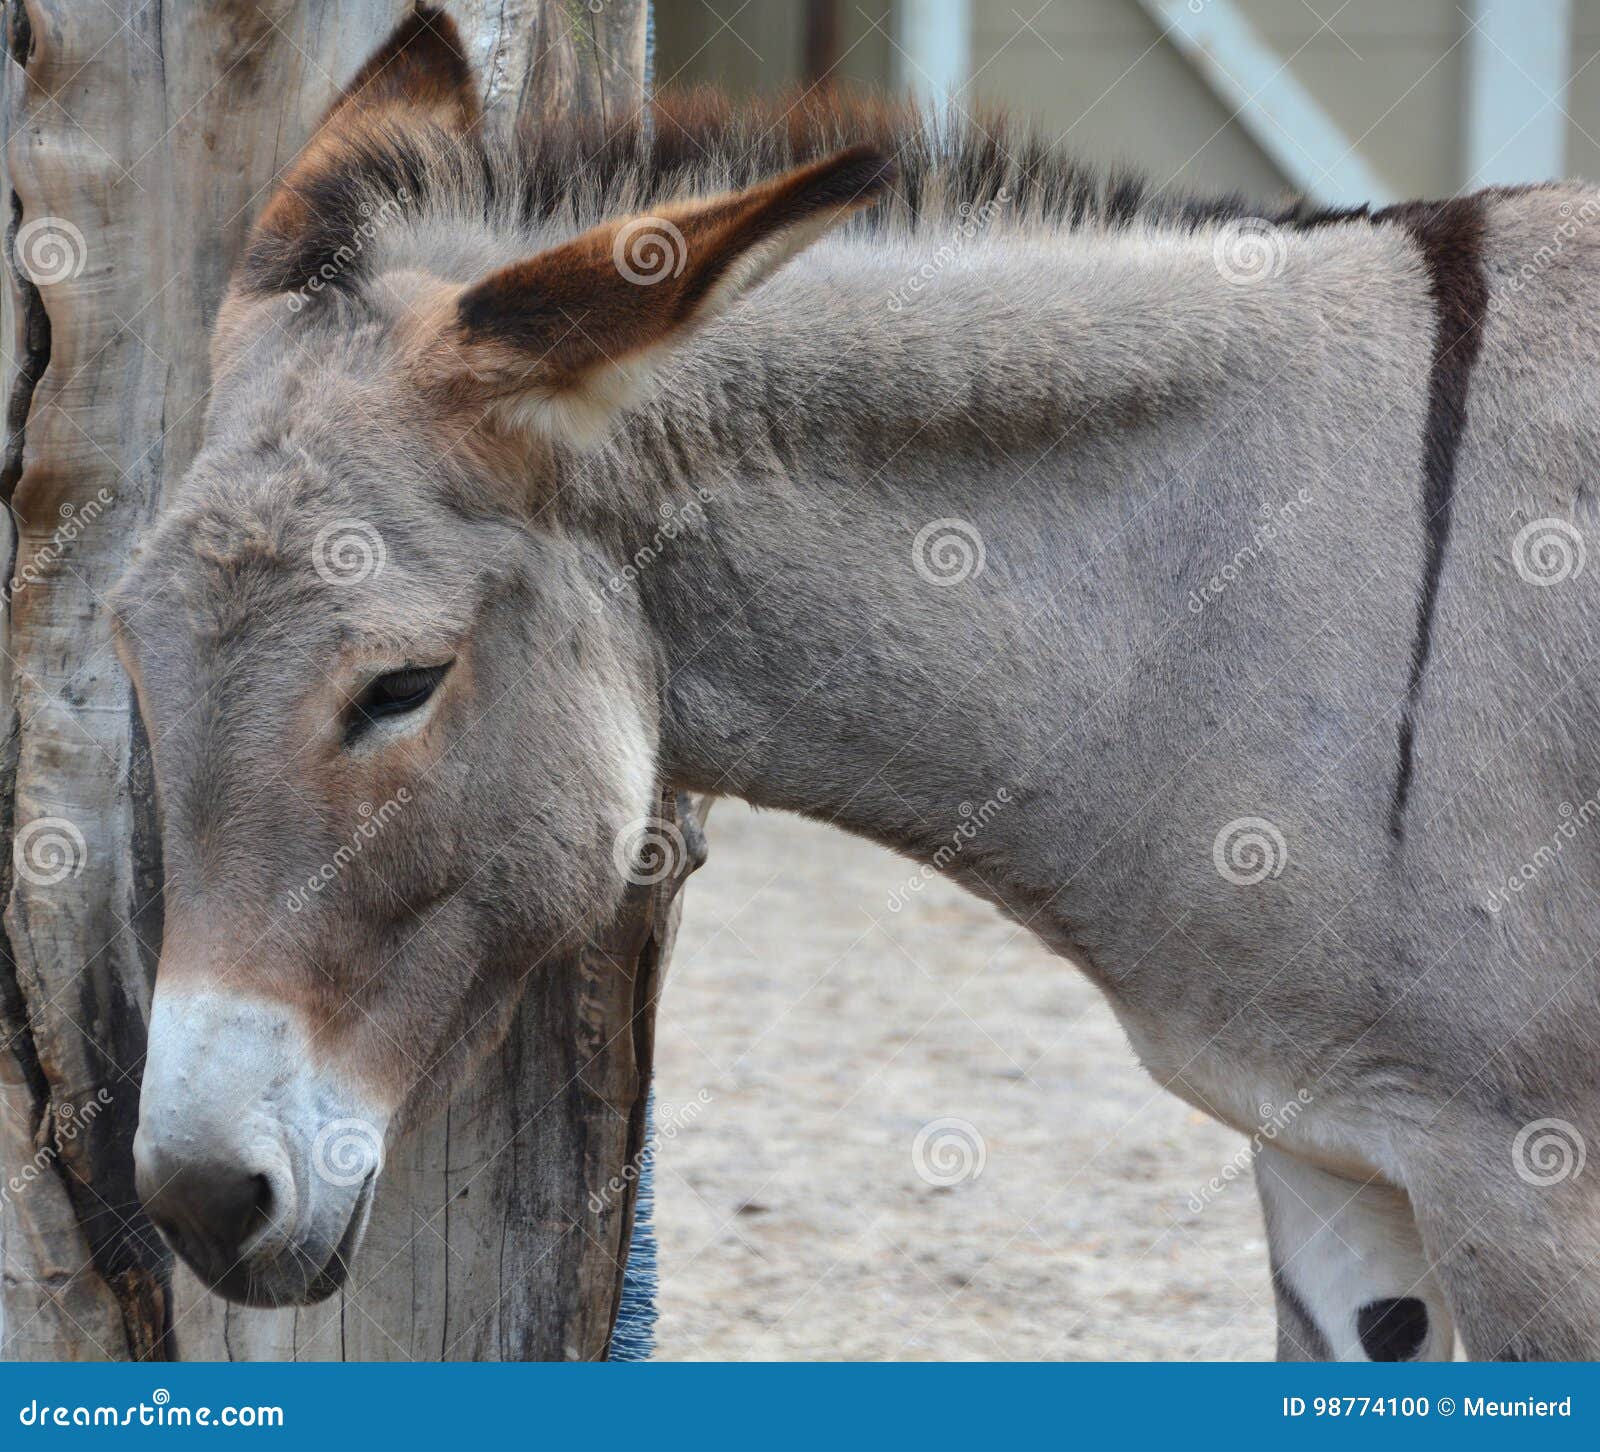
{"left": 115, "top": 7, "right": 1600, "bottom": 1358}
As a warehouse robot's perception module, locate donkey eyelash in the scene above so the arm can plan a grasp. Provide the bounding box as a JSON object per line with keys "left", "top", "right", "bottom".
{"left": 345, "top": 663, "right": 452, "bottom": 745}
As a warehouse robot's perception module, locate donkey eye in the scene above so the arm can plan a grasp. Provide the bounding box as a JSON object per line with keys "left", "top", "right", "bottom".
{"left": 347, "top": 664, "right": 450, "bottom": 743}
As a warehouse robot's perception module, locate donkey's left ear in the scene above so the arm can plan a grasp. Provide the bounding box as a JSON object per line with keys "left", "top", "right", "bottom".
{"left": 239, "top": 7, "right": 478, "bottom": 297}
{"left": 421, "top": 145, "right": 895, "bottom": 445}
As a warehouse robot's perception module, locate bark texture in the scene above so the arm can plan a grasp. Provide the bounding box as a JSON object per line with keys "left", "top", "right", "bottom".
{"left": 0, "top": 0, "right": 680, "bottom": 1362}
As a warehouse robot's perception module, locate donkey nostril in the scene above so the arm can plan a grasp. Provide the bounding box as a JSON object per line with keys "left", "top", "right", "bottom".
{"left": 139, "top": 1157, "right": 288, "bottom": 1282}
{"left": 241, "top": 1172, "right": 277, "bottom": 1243}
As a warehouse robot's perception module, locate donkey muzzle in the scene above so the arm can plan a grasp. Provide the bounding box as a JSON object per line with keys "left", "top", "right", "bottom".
{"left": 134, "top": 990, "right": 388, "bottom": 1307}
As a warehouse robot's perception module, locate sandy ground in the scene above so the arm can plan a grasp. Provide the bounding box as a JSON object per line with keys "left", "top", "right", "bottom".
{"left": 651, "top": 802, "right": 1276, "bottom": 1361}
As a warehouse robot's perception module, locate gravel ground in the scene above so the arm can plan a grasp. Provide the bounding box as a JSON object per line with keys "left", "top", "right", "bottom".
{"left": 651, "top": 802, "right": 1276, "bottom": 1361}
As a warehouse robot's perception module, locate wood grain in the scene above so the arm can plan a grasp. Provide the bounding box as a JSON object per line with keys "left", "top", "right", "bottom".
{"left": 0, "top": 0, "right": 680, "bottom": 1362}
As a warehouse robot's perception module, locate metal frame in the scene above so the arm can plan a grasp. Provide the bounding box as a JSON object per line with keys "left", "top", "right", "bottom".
{"left": 1134, "top": 0, "right": 1393, "bottom": 207}
{"left": 1463, "top": 0, "right": 1571, "bottom": 188}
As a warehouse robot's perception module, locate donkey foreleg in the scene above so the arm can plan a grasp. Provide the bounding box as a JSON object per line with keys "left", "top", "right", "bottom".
{"left": 1403, "top": 1115, "right": 1600, "bottom": 1360}
{"left": 1254, "top": 1146, "right": 1455, "bottom": 1361}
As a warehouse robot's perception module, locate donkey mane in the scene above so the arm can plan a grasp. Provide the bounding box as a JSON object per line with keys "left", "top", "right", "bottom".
{"left": 240, "top": 86, "right": 1354, "bottom": 307}
{"left": 515, "top": 88, "right": 1292, "bottom": 233}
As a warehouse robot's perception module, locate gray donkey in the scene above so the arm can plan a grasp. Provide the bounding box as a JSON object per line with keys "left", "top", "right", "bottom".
{"left": 113, "top": 8, "right": 1600, "bottom": 1358}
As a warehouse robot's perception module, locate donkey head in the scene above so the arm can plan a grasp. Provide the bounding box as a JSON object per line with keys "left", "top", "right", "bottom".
{"left": 114, "top": 9, "right": 891, "bottom": 1306}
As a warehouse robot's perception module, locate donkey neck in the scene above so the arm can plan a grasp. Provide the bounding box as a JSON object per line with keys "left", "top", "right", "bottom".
{"left": 597, "top": 218, "right": 1428, "bottom": 914}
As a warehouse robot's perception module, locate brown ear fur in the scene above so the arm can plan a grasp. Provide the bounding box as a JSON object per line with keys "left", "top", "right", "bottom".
{"left": 239, "top": 7, "right": 478, "bottom": 297}
{"left": 419, "top": 145, "right": 895, "bottom": 441}
{"left": 321, "top": 6, "right": 479, "bottom": 131}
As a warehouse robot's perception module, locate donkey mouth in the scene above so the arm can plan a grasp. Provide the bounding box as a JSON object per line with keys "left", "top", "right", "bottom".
{"left": 203, "top": 1170, "right": 379, "bottom": 1308}
{"left": 302, "top": 1169, "right": 379, "bottom": 1303}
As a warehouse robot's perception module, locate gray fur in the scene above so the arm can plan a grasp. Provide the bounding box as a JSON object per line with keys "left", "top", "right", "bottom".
{"left": 115, "top": 85, "right": 1600, "bottom": 1352}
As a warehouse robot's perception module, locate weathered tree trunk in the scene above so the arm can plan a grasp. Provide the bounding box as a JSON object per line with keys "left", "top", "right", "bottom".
{"left": 0, "top": 0, "right": 684, "bottom": 1361}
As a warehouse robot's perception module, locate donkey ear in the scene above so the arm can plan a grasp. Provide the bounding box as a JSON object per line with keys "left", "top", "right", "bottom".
{"left": 427, "top": 145, "right": 896, "bottom": 445}
{"left": 239, "top": 7, "right": 478, "bottom": 296}
{"left": 318, "top": 6, "right": 479, "bottom": 132}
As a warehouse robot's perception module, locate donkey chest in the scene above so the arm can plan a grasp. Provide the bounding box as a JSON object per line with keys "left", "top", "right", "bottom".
{"left": 1113, "top": 1009, "right": 1392, "bottom": 1184}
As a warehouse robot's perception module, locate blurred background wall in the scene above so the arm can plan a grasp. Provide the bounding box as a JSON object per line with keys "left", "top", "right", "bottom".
{"left": 654, "top": 1, "right": 1598, "bottom": 205}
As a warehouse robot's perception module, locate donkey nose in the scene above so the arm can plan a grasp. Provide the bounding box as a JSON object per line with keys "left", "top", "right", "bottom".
{"left": 134, "top": 1133, "right": 289, "bottom": 1284}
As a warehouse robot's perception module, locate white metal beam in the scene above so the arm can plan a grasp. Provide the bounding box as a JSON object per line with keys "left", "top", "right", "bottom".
{"left": 1464, "top": 0, "right": 1571, "bottom": 187}
{"left": 893, "top": 0, "right": 971, "bottom": 114}
{"left": 1135, "top": 0, "right": 1394, "bottom": 207}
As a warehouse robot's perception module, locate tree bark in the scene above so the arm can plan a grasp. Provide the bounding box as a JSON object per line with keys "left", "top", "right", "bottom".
{"left": 0, "top": 0, "right": 682, "bottom": 1362}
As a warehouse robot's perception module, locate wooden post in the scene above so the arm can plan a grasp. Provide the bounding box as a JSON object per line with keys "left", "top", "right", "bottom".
{"left": 802, "top": 0, "right": 842, "bottom": 90}
{"left": 0, "top": 0, "right": 685, "bottom": 1361}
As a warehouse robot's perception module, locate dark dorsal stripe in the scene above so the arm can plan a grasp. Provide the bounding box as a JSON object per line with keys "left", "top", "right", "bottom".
{"left": 1377, "top": 196, "right": 1490, "bottom": 841}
